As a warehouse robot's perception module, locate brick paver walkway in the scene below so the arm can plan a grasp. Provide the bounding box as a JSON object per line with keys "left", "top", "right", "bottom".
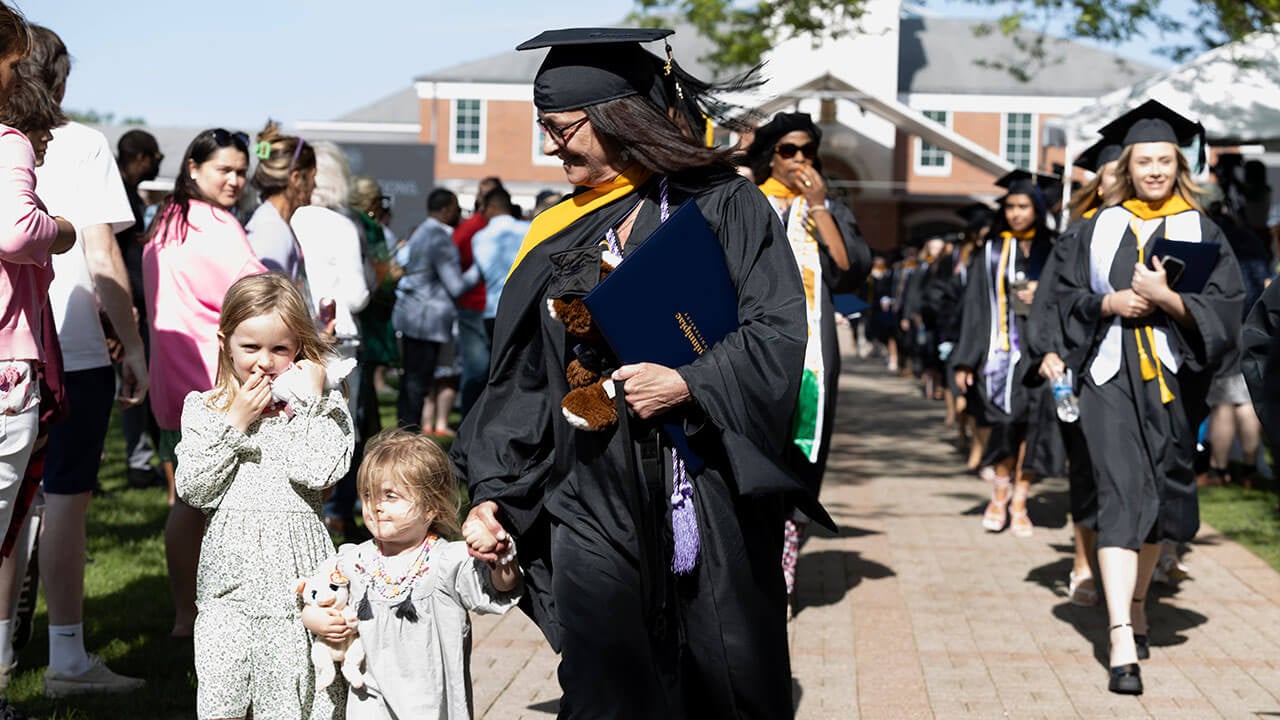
{"left": 468, "top": 329, "right": 1280, "bottom": 719}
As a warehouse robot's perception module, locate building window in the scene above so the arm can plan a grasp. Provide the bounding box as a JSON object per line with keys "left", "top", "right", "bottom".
{"left": 914, "top": 110, "right": 951, "bottom": 176}
{"left": 1003, "top": 112, "right": 1034, "bottom": 170}
{"left": 451, "top": 99, "right": 484, "bottom": 162}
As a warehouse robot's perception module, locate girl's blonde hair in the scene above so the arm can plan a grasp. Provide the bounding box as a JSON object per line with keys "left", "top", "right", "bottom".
{"left": 1101, "top": 143, "right": 1204, "bottom": 212}
{"left": 210, "top": 273, "right": 332, "bottom": 410}
{"left": 357, "top": 429, "right": 464, "bottom": 539}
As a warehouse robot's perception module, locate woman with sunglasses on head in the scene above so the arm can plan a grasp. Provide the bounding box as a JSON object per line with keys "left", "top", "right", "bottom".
{"left": 455, "top": 27, "right": 827, "bottom": 718}
{"left": 1053, "top": 101, "right": 1242, "bottom": 694}
{"left": 952, "top": 169, "right": 1059, "bottom": 539}
{"left": 246, "top": 121, "right": 316, "bottom": 292}
{"left": 742, "top": 112, "right": 869, "bottom": 608}
{"left": 144, "top": 128, "right": 268, "bottom": 639}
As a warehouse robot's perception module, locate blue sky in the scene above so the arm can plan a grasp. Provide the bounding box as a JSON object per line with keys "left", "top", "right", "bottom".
{"left": 29, "top": 0, "right": 1194, "bottom": 131}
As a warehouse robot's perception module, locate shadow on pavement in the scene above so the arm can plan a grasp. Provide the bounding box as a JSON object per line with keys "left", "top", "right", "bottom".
{"left": 1050, "top": 596, "right": 1208, "bottom": 668}
{"left": 792, "top": 548, "right": 894, "bottom": 618}
{"left": 527, "top": 698, "right": 559, "bottom": 714}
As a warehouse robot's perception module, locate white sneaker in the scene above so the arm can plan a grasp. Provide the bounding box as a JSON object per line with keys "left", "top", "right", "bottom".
{"left": 43, "top": 654, "right": 144, "bottom": 697}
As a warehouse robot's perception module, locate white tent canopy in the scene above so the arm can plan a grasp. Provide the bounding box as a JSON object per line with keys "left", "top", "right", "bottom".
{"left": 1050, "top": 25, "right": 1280, "bottom": 150}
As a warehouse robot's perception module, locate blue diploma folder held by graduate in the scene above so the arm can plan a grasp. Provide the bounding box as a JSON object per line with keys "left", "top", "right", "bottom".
{"left": 1149, "top": 239, "right": 1219, "bottom": 293}
{"left": 583, "top": 200, "right": 739, "bottom": 472}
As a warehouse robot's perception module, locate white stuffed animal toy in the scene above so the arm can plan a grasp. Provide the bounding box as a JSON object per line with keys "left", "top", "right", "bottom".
{"left": 271, "top": 355, "right": 357, "bottom": 407}
{"left": 297, "top": 558, "right": 366, "bottom": 691}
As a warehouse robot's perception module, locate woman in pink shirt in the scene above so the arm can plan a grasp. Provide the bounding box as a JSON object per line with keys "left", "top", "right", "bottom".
{"left": 143, "top": 127, "right": 266, "bottom": 638}
{"left": 0, "top": 3, "right": 75, "bottom": 572}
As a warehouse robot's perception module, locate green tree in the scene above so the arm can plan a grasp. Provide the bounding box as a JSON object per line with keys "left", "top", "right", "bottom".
{"left": 633, "top": 0, "right": 1280, "bottom": 70}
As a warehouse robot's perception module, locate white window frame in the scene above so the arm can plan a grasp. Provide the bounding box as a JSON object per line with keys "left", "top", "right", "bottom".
{"left": 532, "top": 105, "right": 563, "bottom": 167}
{"left": 913, "top": 110, "right": 952, "bottom": 177}
{"left": 1000, "top": 111, "right": 1038, "bottom": 171}
{"left": 449, "top": 98, "right": 486, "bottom": 164}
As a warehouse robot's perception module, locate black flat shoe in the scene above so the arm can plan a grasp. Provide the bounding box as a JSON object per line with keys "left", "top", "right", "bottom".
{"left": 1109, "top": 663, "right": 1143, "bottom": 695}
{"left": 1134, "top": 634, "right": 1150, "bottom": 660}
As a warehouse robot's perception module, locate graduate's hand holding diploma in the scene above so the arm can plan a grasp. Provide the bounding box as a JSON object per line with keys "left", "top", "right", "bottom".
{"left": 613, "top": 363, "right": 691, "bottom": 420}
{"left": 1102, "top": 289, "right": 1154, "bottom": 319}
{"left": 1130, "top": 256, "right": 1192, "bottom": 324}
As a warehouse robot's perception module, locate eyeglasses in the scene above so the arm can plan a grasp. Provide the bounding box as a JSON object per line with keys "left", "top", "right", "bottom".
{"left": 210, "top": 128, "right": 250, "bottom": 151}
{"left": 537, "top": 116, "right": 589, "bottom": 146}
{"left": 775, "top": 142, "right": 819, "bottom": 160}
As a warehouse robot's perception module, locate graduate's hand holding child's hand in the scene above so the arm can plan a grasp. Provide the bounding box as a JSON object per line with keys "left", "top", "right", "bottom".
{"left": 464, "top": 501, "right": 511, "bottom": 563}
{"left": 227, "top": 368, "right": 273, "bottom": 432}
{"left": 300, "top": 603, "right": 355, "bottom": 644}
{"left": 463, "top": 517, "right": 502, "bottom": 554}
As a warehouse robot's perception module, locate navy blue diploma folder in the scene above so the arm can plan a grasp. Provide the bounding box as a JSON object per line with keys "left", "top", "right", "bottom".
{"left": 583, "top": 200, "right": 739, "bottom": 471}
{"left": 1149, "top": 239, "right": 1219, "bottom": 293}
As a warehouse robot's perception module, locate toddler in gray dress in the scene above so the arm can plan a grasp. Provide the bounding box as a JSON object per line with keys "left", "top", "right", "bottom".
{"left": 302, "top": 429, "right": 521, "bottom": 719}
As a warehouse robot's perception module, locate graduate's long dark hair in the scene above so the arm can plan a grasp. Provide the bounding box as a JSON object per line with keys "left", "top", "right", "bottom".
{"left": 582, "top": 52, "right": 761, "bottom": 182}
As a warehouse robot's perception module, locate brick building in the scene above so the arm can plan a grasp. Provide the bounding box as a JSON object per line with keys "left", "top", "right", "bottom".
{"left": 300, "top": 0, "right": 1157, "bottom": 250}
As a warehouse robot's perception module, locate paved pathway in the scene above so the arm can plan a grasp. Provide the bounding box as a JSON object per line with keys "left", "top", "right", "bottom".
{"left": 469, "top": 329, "right": 1280, "bottom": 719}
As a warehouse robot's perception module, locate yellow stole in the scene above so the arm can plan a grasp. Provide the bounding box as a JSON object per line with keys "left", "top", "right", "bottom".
{"left": 759, "top": 176, "right": 801, "bottom": 200}
{"left": 507, "top": 165, "right": 654, "bottom": 276}
{"left": 1082, "top": 207, "right": 1099, "bottom": 219}
{"left": 994, "top": 229, "right": 1035, "bottom": 351}
{"left": 1121, "top": 194, "right": 1194, "bottom": 405}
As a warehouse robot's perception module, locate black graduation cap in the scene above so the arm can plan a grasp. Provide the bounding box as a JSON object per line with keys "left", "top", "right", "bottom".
{"left": 1097, "top": 99, "right": 1205, "bottom": 149}
{"left": 1074, "top": 137, "right": 1124, "bottom": 173}
{"left": 994, "top": 169, "right": 1059, "bottom": 196}
{"left": 956, "top": 202, "right": 994, "bottom": 231}
{"left": 517, "top": 28, "right": 673, "bottom": 113}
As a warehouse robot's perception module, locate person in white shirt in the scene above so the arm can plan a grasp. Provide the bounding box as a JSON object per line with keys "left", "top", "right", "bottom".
{"left": 291, "top": 140, "right": 370, "bottom": 537}
{"left": 11, "top": 25, "right": 146, "bottom": 698}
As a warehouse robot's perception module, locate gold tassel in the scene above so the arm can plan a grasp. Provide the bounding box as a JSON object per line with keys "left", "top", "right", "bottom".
{"left": 1131, "top": 220, "right": 1175, "bottom": 405}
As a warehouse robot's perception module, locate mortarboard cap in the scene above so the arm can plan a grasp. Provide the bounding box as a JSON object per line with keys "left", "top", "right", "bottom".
{"left": 1097, "top": 99, "right": 1205, "bottom": 149}
{"left": 1074, "top": 137, "right": 1124, "bottom": 173}
{"left": 518, "top": 28, "right": 673, "bottom": 113}
{"left": 994, "top": 168, "right": 1059, "bottom": 196}
{"left": 956, "top": 202, "right": 994, "bottom": 231}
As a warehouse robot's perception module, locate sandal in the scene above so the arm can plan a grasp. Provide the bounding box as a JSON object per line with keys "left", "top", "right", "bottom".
{"left": 1009, "top": 487, "right": 1033, "bottom": 538}
{"left": 1068, "top": 570, "right": 1099, "bottom": 607}
{"left": 982, "top": 479, "right": 1011, "bottom": 532}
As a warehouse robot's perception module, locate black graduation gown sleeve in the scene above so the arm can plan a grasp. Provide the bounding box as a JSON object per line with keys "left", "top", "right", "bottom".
{"left": 950, "top": 250, "right": 990, "bottom": 374}
{"left": 1243, "top": 279, "right": 1280, "bottom": 452}
{"left": 818, "top": 200, "right": 871, "bottom": 295}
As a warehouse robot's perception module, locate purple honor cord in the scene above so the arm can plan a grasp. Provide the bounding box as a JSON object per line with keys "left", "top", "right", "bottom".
{"left": 608, "top": 178, "right": 698, "bottom": 575}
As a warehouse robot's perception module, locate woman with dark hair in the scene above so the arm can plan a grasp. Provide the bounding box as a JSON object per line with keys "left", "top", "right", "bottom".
{"left": 741, "top": 111, "right": 869, "bottom": 605}
{"left": 1054, "top": 101, "right": 1242, "bottom": 694}
{"left": 246, "top": 121, "right": 316, "bottom": 288}
{"left": 144, "top": 127, "right": 267, "bottom": 638}
{"left": 952, "top": 169, "right": 1058, "bottom": 538}
{"left": 454, "top": 27, "right": 816, "bottom": 718}
{"left": 1028, "top": 137, "right": 1123, "bottom": 608}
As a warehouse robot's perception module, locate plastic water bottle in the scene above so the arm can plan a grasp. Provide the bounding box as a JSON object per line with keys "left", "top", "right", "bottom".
{"left": 1052, "top": 369, "right": 1080, "bottom": 423}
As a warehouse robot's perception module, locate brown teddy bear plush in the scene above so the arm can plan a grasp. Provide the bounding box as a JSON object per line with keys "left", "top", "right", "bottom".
{"left": 546, "top": 248, "right": 623, "bottom": 431}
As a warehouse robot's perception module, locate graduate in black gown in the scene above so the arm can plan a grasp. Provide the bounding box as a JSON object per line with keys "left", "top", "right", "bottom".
{"left": 1027, "top": 137, "right": 1124, "bottom": 609}
{"left": 952, "top": 170, "right": 1057, "bottom": 538}
{"left": 453, "top": 27, "right": 817, "bottom": 719}
{"left": 943, "top": 204, "right": 993, "bottom": 468}
{"left": 741, "top": 111, "right": 870, "bottom": 604}
{"left": 1241, "top": 278, "right": 1280, "bottom": 509}
{"left": 1051, "top": 101, "right": 1243, "bottom": 695}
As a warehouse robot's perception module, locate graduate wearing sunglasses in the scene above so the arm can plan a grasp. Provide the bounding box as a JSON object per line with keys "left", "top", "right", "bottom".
{"left": 743, "top": 112, "right": 870, "bottom": 606}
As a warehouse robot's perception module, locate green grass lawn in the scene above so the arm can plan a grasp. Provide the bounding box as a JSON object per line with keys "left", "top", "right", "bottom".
{"left": 5, "top": 392, "right": 412, "bottom": 719}
{"left": 1199, "top": 477, "right": 1280, "bottom": 570}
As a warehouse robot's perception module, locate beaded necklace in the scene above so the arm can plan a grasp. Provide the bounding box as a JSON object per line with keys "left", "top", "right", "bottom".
{"left": 364, "top": 534, "right": 437, "bottom": 600}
